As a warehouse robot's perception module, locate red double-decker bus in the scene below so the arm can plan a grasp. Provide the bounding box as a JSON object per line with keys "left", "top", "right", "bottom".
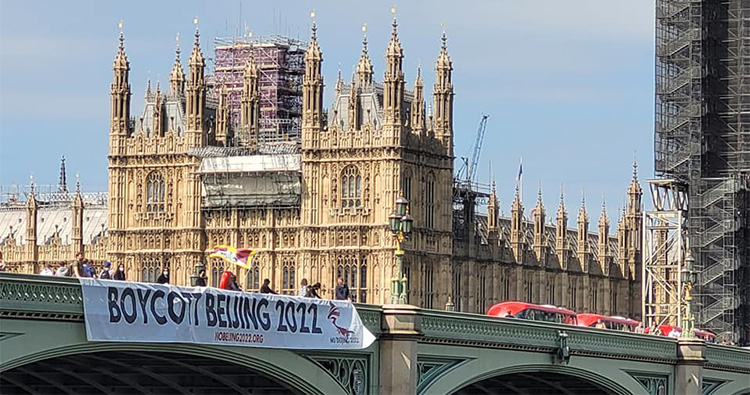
{"left": 577, "top": 313, "right": 639, "bottom": 332}
{"left": 487, "top": 302, "right": 578, "bottom": 325}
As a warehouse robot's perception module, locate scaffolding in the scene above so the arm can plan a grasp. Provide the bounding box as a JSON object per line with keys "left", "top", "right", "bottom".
{"left": 642, "top": 179, "right": 689, "bottom": 329}
{"left": 211, "top": 35, "right": 305, "bottom": 144}
{"left": 654, "top": 0, "right": 750, "bottom": 344}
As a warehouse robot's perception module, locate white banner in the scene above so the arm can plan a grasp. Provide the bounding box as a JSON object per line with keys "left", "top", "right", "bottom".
{"left": 79, "top": 279, "right": 376, "bottom": 350}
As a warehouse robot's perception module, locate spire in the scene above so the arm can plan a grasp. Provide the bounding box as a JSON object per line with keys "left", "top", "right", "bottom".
{"left": 305, "top": 10, "right": 322, "bottom": 62}
{"left": 578, "top": 189, "right": 589, "bottom": 223}
{"left": 355, "top": 24, "right": 374, "bottom": 87}
{"left": 335, "top": 65, "right": 344, "bottom": 93}
{"left": 410, "top": 64, "right": 426, "bottom": 135}
{"left": 216, "top": 83, "right": 230, "bottom": 145}
{"left": 113, "top": 21, "right": 129, "bottom": 71}
{"left": 383, "top": 7, "right": 405, "bottom": 129}
{"left": 241, "top": 53, "right": 260, "bottom": 146}
{"left": 488, "top": 180, "right": 499, "bottom": 230}
{"left": 186, "top": 16, "right": 206, "bottom": 140}
{"left": 302, "top": 10, "right": 324, "bottom": 140}
{"left": 189, "top": 17, "right": 204, "bottom": 67}
{"left": 557, "top": 184, "right": 566, "bottom": 216}
{"left": 58, "top": 156, "right": 68, "bottom": 193}
{"left": 599, "top": 194, "right": 609, "bottom": 228}
{"left": 628, "top": 156, "right": 642, "bottom": 195}
{"left": 28, "top": 174, "right": 36, "bottom": 202}
{"left": 111, "top": 21, "right": 131, "bottom": 138}
{"left": 433, "top": 28, "right": 454, "bottom": 153}
{"left": 170, "top": 32, "right": 185, "bottom": 96}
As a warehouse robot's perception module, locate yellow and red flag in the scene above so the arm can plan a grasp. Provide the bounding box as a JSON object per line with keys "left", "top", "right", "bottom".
{"left": 208, "top": 245, "right": 257, "bottom": 270}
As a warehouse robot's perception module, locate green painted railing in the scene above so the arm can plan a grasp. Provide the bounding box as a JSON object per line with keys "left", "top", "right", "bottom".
{"left": 420, "top": 309, "right": 679, "bottom": 362}
{"left": 2, "top": 273, "right": 750, "bottom": 373}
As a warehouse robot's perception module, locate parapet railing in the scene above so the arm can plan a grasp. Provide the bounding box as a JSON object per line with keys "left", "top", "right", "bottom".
{"left": 1, "top": 273, "right": 749, "bottom": 373}
{"left": 419, "top": 309, "right": 679, "bottom": 363}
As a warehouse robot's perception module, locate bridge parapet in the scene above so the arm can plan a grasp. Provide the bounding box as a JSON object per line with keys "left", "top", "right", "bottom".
{"left": 420, "top": 309, "right": 678, "bottom": 363}
{"left": 0, "top": 274, "right": 83, "bottom": 321}
{"left": 705, "top": 343, "right": 750, "bottom": 373}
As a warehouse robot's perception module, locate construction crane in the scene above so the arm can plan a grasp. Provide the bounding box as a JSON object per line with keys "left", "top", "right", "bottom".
{"left": 455, "top": 114, "right": 490, "bottom": 186}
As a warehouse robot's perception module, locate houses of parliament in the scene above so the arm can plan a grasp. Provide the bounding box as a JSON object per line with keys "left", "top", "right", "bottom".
{"left": 0, "top": 18, "right": 644, "bottom": 317}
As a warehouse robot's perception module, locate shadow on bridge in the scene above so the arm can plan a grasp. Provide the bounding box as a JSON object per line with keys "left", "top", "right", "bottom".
{"left": 1, "top": 350, "right": 296, "bottom": 394}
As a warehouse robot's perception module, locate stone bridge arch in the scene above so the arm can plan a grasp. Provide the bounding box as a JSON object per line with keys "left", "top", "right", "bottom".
{"left": 420, "top": 354, "right": 649, "bottom": 395}
{"left": 0, "top": 319, "right": 348, "bottom": 394}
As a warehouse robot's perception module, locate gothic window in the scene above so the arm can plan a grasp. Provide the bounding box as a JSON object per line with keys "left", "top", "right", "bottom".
{"left": 211, "top": 260, "right": 225, "bottom": 288}
{"left": 140, "top": 259, "right": 160, "bottom": 283}
{"left": 526, "top": 280, "right": 534, "bottom": 302}
{"left": 478, "top": 267, "right": 487, "bottom": 313}
{"left": 502, "top": 274, "right": 511, "bottom": 301}
{"left": 402, "top": 171, "right": 412, "bottom": 202}
{"left": 247, "top": 265, "right": 260, "bottom": 292}
{"left": 548, "top": 281, "right": 555, "bottom": 305}
{"left": 425, "top": 174, "right": 435, "bottom": 228}
{"left": 611, "top": 284, "right": 618, "bottom": 314}
{"left": 336, "top": 255, "right": 367, "bottom": 302}
{"left": 591, "top": 281, "right": 599, "bottom": 311}
{"left": 569, "top": 280, "right": 577, "bottom": 310}
{"left": 146, "top": 172, "right": 166, "bottom": 213}
{"left": 282, "top": 258, "right": 296, "bottom": 295}
{"left": 341, "top": 166, "right": 362, "bottom": 208}
{"left": 422, "top": 261, "right": 434, "bottom": 309}
{"left": 452, "top": 263, "right": 462, "bottom": 312}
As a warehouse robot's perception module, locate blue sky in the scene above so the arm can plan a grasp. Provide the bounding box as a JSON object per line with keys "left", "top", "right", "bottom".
{"left": 0, "top": 0, "right": 655, "bottom": 222}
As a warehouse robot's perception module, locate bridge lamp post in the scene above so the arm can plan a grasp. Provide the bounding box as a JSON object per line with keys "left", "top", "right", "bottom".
{"left": 389, "top": 195, "right": 413, "bottom": 304}
{"left": 190, "top": 261, "right": 206, "bottom": 287}
{"left": 680, "top": 251, "right": 696, "bottom": 338}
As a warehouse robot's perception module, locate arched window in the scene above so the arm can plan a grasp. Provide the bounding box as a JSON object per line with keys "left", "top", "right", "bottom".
{"left": 425, "top": 173, "right": 435, "bottom": 228}
{"left": 211, "top": 260, "right": 225, "bottom": 288}
{"left": 146, "top": 172, "right": 166, "bottom": 213}
{"left": 336, "top": 255, "right": 368, "bottom": 303}
{"left": 282, "top": 258, "right": 296, "bottom": 295}
{"left": 478, "top": 267, "right": 487, "bottom": 313}
{"left": 422, "top": 261, "right": 434, "bottom": 309}
{"left": 247, "top": 265, "right": 260, "bottom": 292}
{"left": 452, "top": 263, "right": 462, "bottom": 312}
{"left": 341, "top": 166, "right": 362, "bottom": 208}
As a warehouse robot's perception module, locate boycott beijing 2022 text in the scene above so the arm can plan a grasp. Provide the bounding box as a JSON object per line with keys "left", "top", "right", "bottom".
{"left": 106, "top": 286, "right": 325, "bottom": 334}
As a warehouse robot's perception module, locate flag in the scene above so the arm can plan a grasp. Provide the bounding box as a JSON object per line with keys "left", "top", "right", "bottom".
{"left": 517, "top": 159, "right": 523, "bottom": 184}
{"left": 209, "top": 245, "right": 257, "bottom": 270}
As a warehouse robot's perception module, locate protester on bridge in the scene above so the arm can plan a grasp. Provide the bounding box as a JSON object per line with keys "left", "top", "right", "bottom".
{"left": 648, "top": 322, "right": 659, "bottom": 335}
{"left": 306, "top": 282, "right": 322, "bottom": 299}
{"left": 595, "top": 319, "right": 606, "bottom": 329}
{"left": 65, "top": 253, "right": 86, "bottom": 278}
{"left": 219, "top": 270, "right": 242, "bottom": 291}
{"left": 298, "top": 278, "right": 309, "bottom": 297}
{"left": 40, "top": 263, "right": 54, "bottom": 276}
{"left": 260, "top": 278, "right": 277, "bottom": 294}
{"left": 157, "top": 267, "right": 170, "bottom": 284}
{"left": 99, "top": 261, "right": 112, "bottom": 280}
{"left": 335, "top": 277, "right": 351, "bottom": 301}
{"left": 113, "top": 264, "right": 126, "bottom": 281}
{"left": 55, "top": 262, "right": 68, "bottom": 276}
{"left": 195, "top": 269, "right": 207, "bottom": 287}
{"left": 83, "top": 261, "right": 96, "bottom": 278}
{"left": 635, "top": 322, "right": 645, "bottom": 334}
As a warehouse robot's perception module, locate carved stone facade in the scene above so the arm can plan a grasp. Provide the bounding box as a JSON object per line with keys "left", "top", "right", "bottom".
{"left": 1, "top": 19, "right": 644, "bottom": 317}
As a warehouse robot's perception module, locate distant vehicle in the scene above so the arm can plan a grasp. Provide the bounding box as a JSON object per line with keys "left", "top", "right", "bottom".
{"left": 487, "top": 301, "right": 578, "bottom": 325}
{"left": 577, "top": 314, "right": 639, "bottom": 332}
{"left": 649, "top": 325, "right": 717, "bottom": 342}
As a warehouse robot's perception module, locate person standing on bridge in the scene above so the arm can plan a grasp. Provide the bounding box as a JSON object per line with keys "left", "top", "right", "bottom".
{"left": 99, "top": 262, "right": 112, "bottom": 280}
{"left": 113, "top": 263, "right": 126, "bottom": 281}
{"left": 157, "top": 267, "right": 170, "bottom": 284}
{"left": 65, "top": 253, "right": 86, "bottom": 278}
{"left": 40, "top": 263, "right": 54, "bottom": 276}
{"left": 260, "top": 279, "right": 277, "bottom": 294}
{"left": 298, "top": 278, "right": 309, "bottom": 297}
{"left": 335, "top": 277, "right": 351, "bottom": 301}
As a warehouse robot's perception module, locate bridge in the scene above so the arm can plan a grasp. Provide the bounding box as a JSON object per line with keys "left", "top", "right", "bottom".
{"left": 1, "top": 274, "right": 748, "bottom": 395}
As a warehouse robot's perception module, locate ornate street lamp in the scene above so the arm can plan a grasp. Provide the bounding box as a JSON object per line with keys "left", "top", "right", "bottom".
{"left": 389, "top": 194, "right": 413, "bottom": 304}
{"left": 680, "top": 250, "right": 696, "bottom": 338}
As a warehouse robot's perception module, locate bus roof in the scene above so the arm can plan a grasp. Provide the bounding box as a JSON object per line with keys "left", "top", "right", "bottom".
{"left": 577, "top": 314, "right": 639, "bottom": 327}
{"left": 488, "top": 301, "right": 576, "bottom": 317}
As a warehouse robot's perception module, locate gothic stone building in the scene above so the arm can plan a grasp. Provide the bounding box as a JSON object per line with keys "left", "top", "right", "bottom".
{"left": 1, "top": 19, "right": 644, "bottom": 317}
